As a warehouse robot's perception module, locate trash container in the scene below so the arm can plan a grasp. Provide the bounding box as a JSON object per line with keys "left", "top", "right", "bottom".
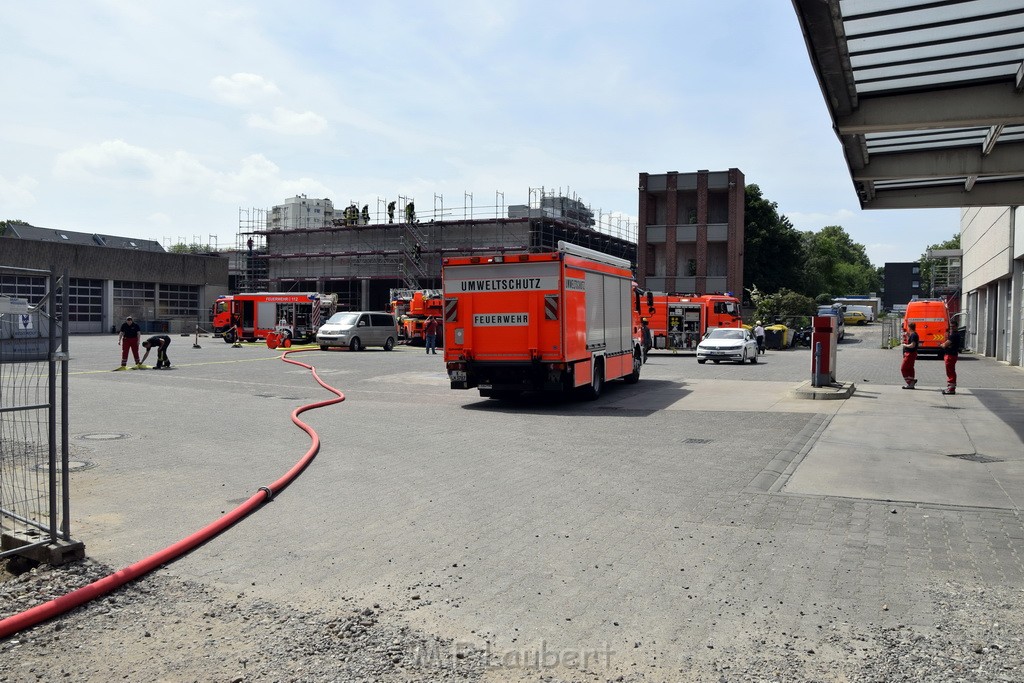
{"left": 764, "top": 325, "right": 787, "bottom": 350}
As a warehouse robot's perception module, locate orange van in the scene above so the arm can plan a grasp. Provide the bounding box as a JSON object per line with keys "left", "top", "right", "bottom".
{"left": 903, "top": 299, "right": 949, "bottom": 356}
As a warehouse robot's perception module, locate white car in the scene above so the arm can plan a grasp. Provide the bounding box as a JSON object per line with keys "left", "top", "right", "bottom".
{"left": 696, "top": 327, "right": 759, "bottom": 364}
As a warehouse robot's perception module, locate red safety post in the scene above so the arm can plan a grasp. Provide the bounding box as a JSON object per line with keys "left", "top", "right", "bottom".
{"left": 811, "top": 315, "right": 838, "bottom": 387}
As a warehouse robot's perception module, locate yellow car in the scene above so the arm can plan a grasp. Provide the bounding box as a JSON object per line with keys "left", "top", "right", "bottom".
{"left": 844, "top": 310, "right": 868, "bottom": 326}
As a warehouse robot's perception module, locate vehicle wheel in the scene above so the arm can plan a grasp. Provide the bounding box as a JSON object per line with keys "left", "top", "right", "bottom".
{"left": 623, "top": 350, "right": 642, "bottom": 384}
{"left": 697, "top": 359, "right": 706, "bottom": 364}
{"left": 349, "top": 337, "right": 362, "bottom": 352}
{"left": 750, "top": 352, "right": 758, "bottom": 364}
{"left": 739, "top": 349, "right": 747, "bottom": 365}
{"left": 713, "top": 360, "right": 720, "bottom": 364}
{"left": 223, "top": 330, "right": 236, "bottom": 344}
{"left": 319, "top": 344, "right": 328, "bottom": 351}
{"left": 581, "top": 361, "right": 604, "bottom": 400}
{"left": 384, "top": 337, "right": 395, "bottom": 351}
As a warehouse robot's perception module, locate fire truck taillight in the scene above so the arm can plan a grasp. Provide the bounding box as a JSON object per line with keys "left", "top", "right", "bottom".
{"left": 447, "top": 362, "right": 467, "bottom": 372}
{"left": 549, "top": 362, "right": 566, "bottom": 371}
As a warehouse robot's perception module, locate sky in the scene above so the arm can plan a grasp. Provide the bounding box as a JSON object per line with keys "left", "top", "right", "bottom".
{"left": 0, "top": 0, "right": 960, "bottom": 265}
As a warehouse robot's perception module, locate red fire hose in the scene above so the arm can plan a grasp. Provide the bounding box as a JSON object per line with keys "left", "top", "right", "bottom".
{"left": 0, "top": 348, "right": 341, "bottom": 640}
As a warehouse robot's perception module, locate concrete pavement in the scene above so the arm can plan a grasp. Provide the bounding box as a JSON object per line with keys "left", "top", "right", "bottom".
{"left": 7, "top": 325, "right": 1024, "bottom": 680}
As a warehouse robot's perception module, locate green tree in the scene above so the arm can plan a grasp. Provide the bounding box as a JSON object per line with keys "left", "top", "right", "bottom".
{"left": 802, "top": 225, "right": 880, "bottom": 298}
{"left": 169, "top": 242, "right": 213, "bottom": 254}
{"left": 743, "top": 185, "right": 806, "bottom": 296}
{"left": 752, "top": 287, "right": 816, "bottom": 326}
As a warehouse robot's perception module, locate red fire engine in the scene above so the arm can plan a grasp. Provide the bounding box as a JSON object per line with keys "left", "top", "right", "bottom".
{"left": 211, "top": 292, "right": 336, "bottom": 344}
{"left": 640, "top": 293, "right": 743, "bottom": 352}
{"left": 389, "top": 289, "right": 444, "bottom": 346}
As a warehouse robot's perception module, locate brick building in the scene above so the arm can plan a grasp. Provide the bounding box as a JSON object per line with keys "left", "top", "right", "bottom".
{"left": 637, "top": 169, "right": 745, "bottom": 296}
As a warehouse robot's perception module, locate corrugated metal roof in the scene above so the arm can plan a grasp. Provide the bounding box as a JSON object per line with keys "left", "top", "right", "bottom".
{"left": 793, "top": 0, "right": 1024, "bottom": 209}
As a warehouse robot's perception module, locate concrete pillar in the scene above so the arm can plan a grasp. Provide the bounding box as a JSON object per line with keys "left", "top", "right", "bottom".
{"left": 695, "top": 170, "right": 708, "bottom": 294}
{"left": 727, "top": 167, "right": 745, "bottom": 297}
{"left": 637, "top": 173, "right": 649, "bottom": 288}
{"left": 665, "top": 172, "right": 678, "bottom": 293}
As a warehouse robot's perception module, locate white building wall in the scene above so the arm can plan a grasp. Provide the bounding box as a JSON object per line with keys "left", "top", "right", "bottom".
{"left": 269, "top": 196, "right": 335, "bottom": 231}
{"left": 960, "top": 206, "right": 1022, "bottom": 366}
{"left": 961, "top": 207, "right": 1012, "bottom": 291}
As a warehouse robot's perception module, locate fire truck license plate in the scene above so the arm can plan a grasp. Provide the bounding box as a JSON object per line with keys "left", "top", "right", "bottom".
{"left": 450, "top": 371, "right": 467, "bottom": 382}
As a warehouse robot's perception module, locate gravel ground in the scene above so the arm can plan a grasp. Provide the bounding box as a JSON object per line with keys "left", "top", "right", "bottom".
{"left": 2, "top": 558, "right": 1022, "bottom": 682}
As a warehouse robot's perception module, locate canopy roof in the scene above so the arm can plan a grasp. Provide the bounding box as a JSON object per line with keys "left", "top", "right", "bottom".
{"left": 793, "top": 0, "right": 1024, "bottom": 209}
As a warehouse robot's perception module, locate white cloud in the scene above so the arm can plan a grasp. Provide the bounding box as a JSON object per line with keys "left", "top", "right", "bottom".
{"left": 0, "top": 174, "right": 39, "bottom": 208}
{"left": 247, "top": 107, "right": 329, "bottom": 136}
{"left": 209, "top": 73, "right": 281, "bottom": 106}
{"left": 788, "top": 209, "right": 858, "bottom": 231}
{"left": 53, "top": 140, "right": 335, "bottom": 206}
{"left": 53, "top": 140, "right": 214, "bottom": 193}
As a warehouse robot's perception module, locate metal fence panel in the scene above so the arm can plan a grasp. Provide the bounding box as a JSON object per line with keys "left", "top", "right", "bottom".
{"left": 0, "top": 266, "right": 80, "bottom": 564}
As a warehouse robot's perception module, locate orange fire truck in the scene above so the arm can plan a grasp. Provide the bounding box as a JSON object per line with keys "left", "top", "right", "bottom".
{"left": 211, "top": 292, "right": 336, "bottom": 344}
{"left": 389, "top": 288, "right": 444, "bottom": 346}
{"left": 442, "top": 241, "right": 645, "bottom": 399}
{"left": 640, "top": 293, "right": 743, "bottom": 352}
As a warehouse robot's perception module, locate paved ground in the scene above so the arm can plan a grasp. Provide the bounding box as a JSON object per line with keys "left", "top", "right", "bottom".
{"left": 3, "top": 324, "right": 1024, "bottom": 680}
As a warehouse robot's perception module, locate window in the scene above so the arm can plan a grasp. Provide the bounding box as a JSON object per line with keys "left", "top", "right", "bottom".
{"left": 912, "top": 281, "right": 920, "bottom": 288}
{"left": 158, "top": 284, "right": 199, "bottom": 317}
{"left": 114, "top": 281, "right": 155, "bottom": 314}
{"left": 714, "top": 301, "right": 737, "bottom": 316}
{"left": 67, "top": 278, "right": 103, "bottom": 322}
{"left": 0, "top": 275, "right": 47, "bottom": 304}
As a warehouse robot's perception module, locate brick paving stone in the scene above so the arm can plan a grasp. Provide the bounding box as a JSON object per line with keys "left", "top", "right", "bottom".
{"left": 2, "top": 332, "right": 1020, "bottom": 680}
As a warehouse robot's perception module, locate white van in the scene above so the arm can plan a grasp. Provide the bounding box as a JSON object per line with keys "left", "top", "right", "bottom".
{"left": 316, "top": 311, "right": 397, "bottom": 351}
{"left": 845, "top": 304, "right": 874, "bottom": 322}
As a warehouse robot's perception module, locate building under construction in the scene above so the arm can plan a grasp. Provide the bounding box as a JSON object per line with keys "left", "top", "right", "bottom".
{"left": 233, "top": 190, "right": 638, "bottom": 311}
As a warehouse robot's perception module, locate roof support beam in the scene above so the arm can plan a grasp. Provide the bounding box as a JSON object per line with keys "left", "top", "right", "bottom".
{"left": 852, "top": 140, "right": 1024, "bottom": 180}
{"left": 982, "top": 125, "right": 1005, "bottom": 155}
{"left": 836, "top": 83, "right": 1024, "bottom": 134}
{"left": 865, "top": 178, "right": 1024, "bottom": 209}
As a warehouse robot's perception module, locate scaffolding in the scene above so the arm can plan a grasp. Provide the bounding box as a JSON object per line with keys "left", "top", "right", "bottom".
{"left": 926, "top": 248, "right": 963, "bottom": 297}
{"left": 232, "top": 190, "right": 638, "bottom": 310}
{"left": 235, "top": 208, "right": 269, "bottom": 292}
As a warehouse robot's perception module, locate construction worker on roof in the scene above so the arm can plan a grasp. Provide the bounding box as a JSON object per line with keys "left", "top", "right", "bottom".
{"left": 405, "top": 201, "right": 416, "bottom": 223}
{"left": 361, "top": 204, "right": 370, "bottom": 224}
{"left": 387, "top": 201, "right": 396, "bottom": 223}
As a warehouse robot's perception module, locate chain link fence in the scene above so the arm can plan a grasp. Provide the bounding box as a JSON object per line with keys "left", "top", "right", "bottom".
{"left": 0, "top": 265, "right": 82, "bottom": 564}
